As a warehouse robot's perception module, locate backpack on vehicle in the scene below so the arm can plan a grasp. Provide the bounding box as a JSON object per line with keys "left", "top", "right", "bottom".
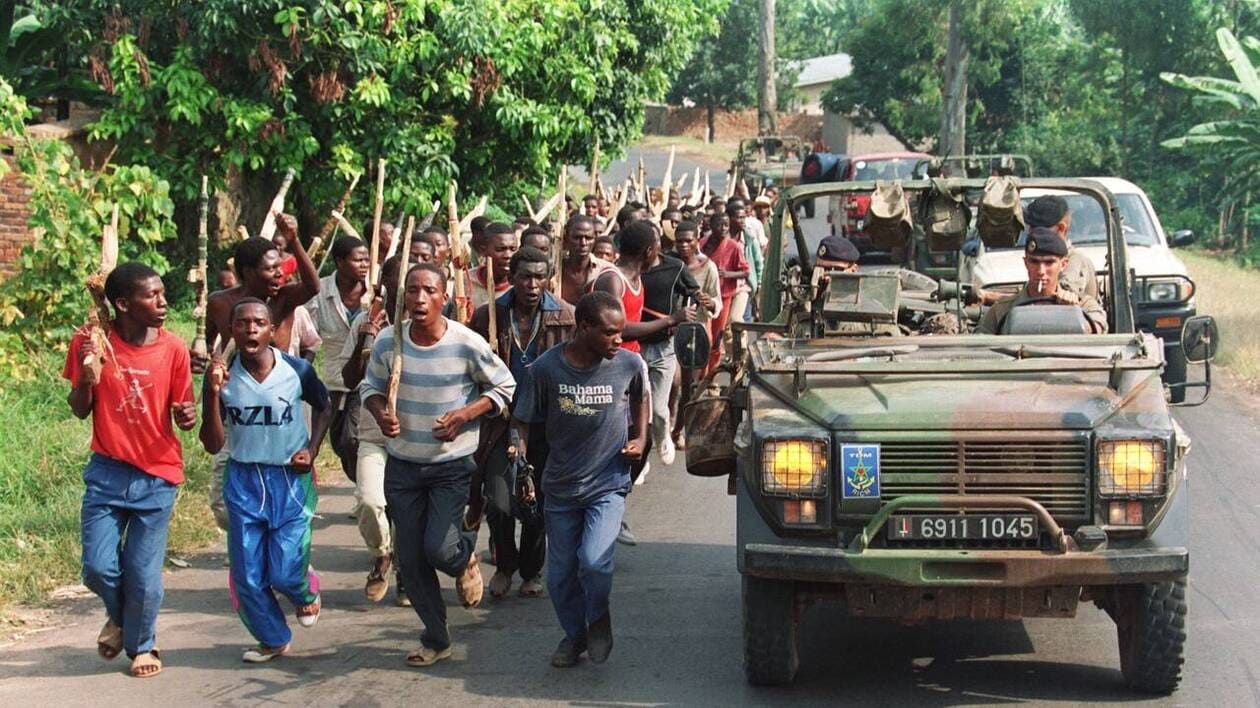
{"left": 977, "top": 175, "right": 1024, "bottom": 247}
{"left": 867, "top": 180, "right": 913, "bottom": 251}
{"left": 919, "top": 177, "right": 970, "bottom": 251}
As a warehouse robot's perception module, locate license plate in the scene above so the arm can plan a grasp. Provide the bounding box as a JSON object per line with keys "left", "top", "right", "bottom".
{"left": 887, "top": 514, "right": 1039, "bottom": 541}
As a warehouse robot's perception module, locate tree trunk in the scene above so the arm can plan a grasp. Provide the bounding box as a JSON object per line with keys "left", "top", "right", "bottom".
{"left": 939, "top": 0, "right": 968, "bottom": 156}
{"left": 707, "top": 103, "right": 716, "bottom": 144}
{"left": 1243, "top": 191, "right": 1251, "bottom": 250}
{"left": 757, "top": 0, "right": 778, "bottom": 135}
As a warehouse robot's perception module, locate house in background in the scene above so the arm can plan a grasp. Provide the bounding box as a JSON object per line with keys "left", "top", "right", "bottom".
{"left": 791, "top": 52, "right": 908, "bottom": 155}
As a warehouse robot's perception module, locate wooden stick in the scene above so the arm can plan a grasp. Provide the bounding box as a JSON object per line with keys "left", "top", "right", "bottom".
{"left": 588, "top": 138, "right": 601, "bottom": 196}
{"left": 237, "top": 225, "right": 250, "bottom": 240}
{"left": 190, "top": 176, "right": 210, "bottom": 362}
{"left": 83, "top": 205, "right": 120, "bottom": 374}
{"left": 552, "top": 166, "right": 567, "bottom": 292}
{"left": 369, "top": 159, "right": 386, "bottom": 291}
{"left": 675, "top": 172, "right": 692, "bottom": 205}
{"left": 636, "top": 155, "right": 647, "bottom": 201}
{"left": 314, "top": 173, "right": 360, "bottom": 247}
{"left": 655, "top": 145, "right": 676, "bottom": 216}
{"left": 458, "top": 196, "right": 488, "bottom": 233}
{"left": 447, "top": 181, "right": 471, "bottom": 324}
{"left": 531, "top": 192, "right": 563, "bottom": 225}
{"left": 387, "top": 216, "right": 415, "bottom": 418}
{"left": 257, "top": 168, "right": 296, "bottom": 242}
{"left": 521, "top": 194, "right": 534, "bottom": 218}
{"left": 419, "top": 199, "right": 441, "bottom": 229}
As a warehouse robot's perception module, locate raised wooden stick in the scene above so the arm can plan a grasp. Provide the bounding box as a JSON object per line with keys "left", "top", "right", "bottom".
{"left": 521, "top": 194, "right": 534, "bottom": 218}
{"left": 447, "top": 181, "right": 471, "bottom": 324}
{"left": 458, "top": 196, "right": 488, "bottom": 233}
{"left": 310, "top": 174, "right": 361, "bottom": 267}
{"left": 552, "top": 167, "right": 567, "bottom": 292}
{"left": 83, "top": 204, "right": 121, "bottom": 375}
{"left": 387, "top": 216, "right": 415, "bottom": 418}
{"left": 654, "top": 145, "right": 676, "bottom": 217}
{"left": 190, "top": 176, "right": 210, "bottom": 362}
{"left": 588, "top": 138, "right": 601, "bottom": 196}
{"left": 369, "top": 159, "right": 386, "bottom": 292}
{"left": 256, "top": 168, "right": 296, "bottom": 242}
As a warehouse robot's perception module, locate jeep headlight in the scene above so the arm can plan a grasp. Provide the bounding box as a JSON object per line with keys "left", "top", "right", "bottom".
{"left": 762, "top": 439, "right": 827, "bottom": 497}
{"left": 1097, "top": 440, "right": 1166, "bottom": 496}
{"left": 1145, "top": 279, "right": 1193, "bottom": 303}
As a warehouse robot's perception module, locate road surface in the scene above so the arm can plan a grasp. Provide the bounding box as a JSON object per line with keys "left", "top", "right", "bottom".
{"left": 3, "top": 148, "right": 1259, "bottom": 705}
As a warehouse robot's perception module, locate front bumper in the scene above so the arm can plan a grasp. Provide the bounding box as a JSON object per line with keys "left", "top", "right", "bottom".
{"left": 742, "top": 543, "right": 1188, "bottom": 587}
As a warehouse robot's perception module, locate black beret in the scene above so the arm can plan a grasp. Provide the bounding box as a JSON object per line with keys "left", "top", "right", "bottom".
{"left": 817, "top": 234, "right": 860, "bottom": 263}
{"left": 1025, "top": 226, "right": 1069, "bottom": 257}
{"left": 1025, "top": 195, "right": 1069, "bottom": 228}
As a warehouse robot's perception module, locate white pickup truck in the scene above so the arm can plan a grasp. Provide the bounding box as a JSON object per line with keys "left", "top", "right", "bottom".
{"left": 960, "top": 177, "right": 1198, "bottom": 401}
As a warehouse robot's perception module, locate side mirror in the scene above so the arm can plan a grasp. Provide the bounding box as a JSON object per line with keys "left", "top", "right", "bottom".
{"left": 1170, "top": 229, "right": 1195, "bottom": 247}
{"left": 674, "top": 322, "right": 711, "bottom": 371}
{"left": 1181, "top": 315, "right": 1218, "bottom": 364}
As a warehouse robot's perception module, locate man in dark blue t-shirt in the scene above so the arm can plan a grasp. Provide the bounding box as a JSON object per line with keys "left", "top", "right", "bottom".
{"left": 512, "top": 291, "right": 648, "bottom": 668}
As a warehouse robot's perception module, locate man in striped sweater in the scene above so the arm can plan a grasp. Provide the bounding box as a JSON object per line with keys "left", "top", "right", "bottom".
{"left": 361, "top": 262, "right": 515, "bottom": 668}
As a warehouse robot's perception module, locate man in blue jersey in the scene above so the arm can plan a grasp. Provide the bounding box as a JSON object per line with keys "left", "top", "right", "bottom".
{"left": 362, "top": 263, "right": 515, "bottom": 668}
{"left": 199, "top": 298, "right": 331, "bottom": 663}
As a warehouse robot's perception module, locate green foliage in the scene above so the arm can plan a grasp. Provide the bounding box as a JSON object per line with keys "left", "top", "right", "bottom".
{"left": 777, "top": 0, "right": 871, "bottom": 61}
{"left": 667, "top": 0, "right": 799, "bottom": 116}
{"left": 0, "top": 2, "right": 99, "bottom": 106}
{"left": 0, "top": 76, "right": 175, "bottom": 380}
{"left": 50, "top": 0, "right": 725, "bottom": 227}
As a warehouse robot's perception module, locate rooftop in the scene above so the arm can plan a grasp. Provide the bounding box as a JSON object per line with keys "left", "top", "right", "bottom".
{"left": 793, "top": 53, "right": 852, "bottom": 88}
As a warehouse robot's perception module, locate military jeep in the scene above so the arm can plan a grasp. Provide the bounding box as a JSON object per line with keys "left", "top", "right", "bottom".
{"left": 688, "top": 179, "right": 1218, "bottom": 693}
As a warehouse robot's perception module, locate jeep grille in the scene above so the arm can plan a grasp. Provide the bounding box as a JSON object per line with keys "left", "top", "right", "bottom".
{"left": 876, "top": 437, "right": 1091, "bottom": 524}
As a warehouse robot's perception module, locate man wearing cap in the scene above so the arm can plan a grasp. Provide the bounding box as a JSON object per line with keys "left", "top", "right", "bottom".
{"left": 1025, "top": 194, "right": 1098, "bottom": 299}
{"left": 810, "top": 234, "right": 900, "bottom": 336}
{"left": 976, "top": 227, "right": 1108, "bottom": 335}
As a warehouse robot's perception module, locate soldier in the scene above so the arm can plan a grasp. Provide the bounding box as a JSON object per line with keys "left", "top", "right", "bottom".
{"left": 1025, "top": 194, "right": 1098, "bottom": 299}
{"left": 976, "top": 228, "right": 1108, "bottom": 335}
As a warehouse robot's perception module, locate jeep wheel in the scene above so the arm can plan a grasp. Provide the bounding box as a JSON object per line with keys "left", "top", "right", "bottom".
{"left": 742, "top": 575, "right": 799, "bottom": 685}
{"left": 1112, "top": 580, "right": 1187, "bottom": 694}
{"left": 1164, "top": 345, "right": 1188, "bottom": 404}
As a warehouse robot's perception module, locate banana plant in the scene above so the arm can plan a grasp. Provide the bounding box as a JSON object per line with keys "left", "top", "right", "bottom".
{"left": 1162, "top": 27, "right": 1260, "bottom": 205}
{"left": 0, "top": 2, "right": 98, "bottom": 108}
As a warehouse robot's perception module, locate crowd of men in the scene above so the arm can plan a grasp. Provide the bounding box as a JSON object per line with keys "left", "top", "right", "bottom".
{"left": 64, "top": 181, "right": 782, "bottom": 677}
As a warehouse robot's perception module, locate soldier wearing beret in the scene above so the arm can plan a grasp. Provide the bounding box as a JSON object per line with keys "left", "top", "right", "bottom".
{"left": 1025, "top": 194, "right": 1098, "bottom": 299}
{"left": 976, "top": 227, "right": 1108, "bottom": 335}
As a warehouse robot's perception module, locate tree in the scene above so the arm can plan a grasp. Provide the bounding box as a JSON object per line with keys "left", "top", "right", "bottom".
{"left": 757, "top": 0, "right": 776, "bottom": 135}
{"left": 939, "top": 0, "right": 967, "bottom": 156}
{"left": 0, "top": 1, "right": 98, "bottom": 115}
{"left": 46, "top": 0, "right": 724, "bottom": 238}
{"left": 669, "top": 0, "right": 755, "bottom": 142}
{"left": 1163, "top": 27, "right": 1260, "bottom": 251}
{"left": 777, "top": 0, "right": 871, "bottom": 61}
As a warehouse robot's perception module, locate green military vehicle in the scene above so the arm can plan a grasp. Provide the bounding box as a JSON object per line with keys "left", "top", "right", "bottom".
{"left": 730, "top": 135, "right": 808, "bottom": 192}
{"left": 684, "top": 179, "right": 1218, "bottom": 693}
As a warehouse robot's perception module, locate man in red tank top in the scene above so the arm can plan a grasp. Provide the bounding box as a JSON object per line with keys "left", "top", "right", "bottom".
{"left": 592, "top": 221, "right": 694, "bottom": 354}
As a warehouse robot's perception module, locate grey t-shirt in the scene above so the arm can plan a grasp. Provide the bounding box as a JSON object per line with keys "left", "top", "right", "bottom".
{"left": 513, "top": 344, "right": 647, "bottom": 507}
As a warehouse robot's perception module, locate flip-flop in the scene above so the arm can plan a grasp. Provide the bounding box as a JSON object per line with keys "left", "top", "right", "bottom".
{"left": 97, "top": 620, "right": 123, "bottom": 660}
{"left": 405, "top": 645, "right": 452, "bottom": 667}
{"left": 129, "top": 650, "right": 162, "bottom": 678}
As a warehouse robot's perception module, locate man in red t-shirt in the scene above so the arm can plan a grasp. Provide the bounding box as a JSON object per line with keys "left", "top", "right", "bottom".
{"left": 63, "top": 262, "right": 196, "bottom": 679}
{"left": 698, "top": 211, "right": 750, "bottom": 374}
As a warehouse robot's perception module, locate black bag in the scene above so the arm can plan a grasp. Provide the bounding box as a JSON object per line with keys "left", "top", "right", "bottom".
{"left": 508, "top": 428, "right": 542, "bottom": 525}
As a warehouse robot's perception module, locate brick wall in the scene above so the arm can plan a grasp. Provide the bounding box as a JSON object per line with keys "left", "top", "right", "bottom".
{"left": 0, "top": 155, "right": 32, "bottom": 278}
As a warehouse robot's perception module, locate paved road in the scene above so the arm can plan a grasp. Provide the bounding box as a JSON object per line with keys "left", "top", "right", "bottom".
{"left": 569, "top": 144, "right": 730, "bottom": 198}
{"left": 2, "top": 377, "right": 1258, "bottom": 706}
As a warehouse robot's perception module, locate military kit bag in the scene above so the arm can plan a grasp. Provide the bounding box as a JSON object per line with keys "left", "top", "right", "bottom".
{"left": 977, "top": 175, "right": 1024, "bottom": 247}
{"left": 866, "top": 180, "right": 913, "bottom": 251}
{"left": 920, "top": 177, "right": 970, "bottom": 251}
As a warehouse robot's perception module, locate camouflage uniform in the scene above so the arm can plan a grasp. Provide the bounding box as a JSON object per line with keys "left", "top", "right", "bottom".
{"left": 975, "top": 288, "right": 1108, "bottom": 335}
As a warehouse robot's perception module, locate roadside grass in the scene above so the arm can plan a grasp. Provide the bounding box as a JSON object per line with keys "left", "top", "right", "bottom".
{"left": 0, "top": 315, "right": 218, "bottom": 612}
{"left": 638, "top": 134, "right": 737, "bottom": 167}
{"left": 1182, "top": 251, "right": 1260, "bottom": 386}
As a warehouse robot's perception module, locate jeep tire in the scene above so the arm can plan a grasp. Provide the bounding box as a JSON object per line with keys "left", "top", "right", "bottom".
{"left": 1112, "top": 580, "right": 1187, "bottom": 694}
{"left": 742, "top": 575, "right": 799, "bottom": 685}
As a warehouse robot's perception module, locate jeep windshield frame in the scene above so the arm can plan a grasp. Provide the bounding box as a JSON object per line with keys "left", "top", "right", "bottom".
{"left": 762, "top": 178, "right": 1137, "bottom": 335}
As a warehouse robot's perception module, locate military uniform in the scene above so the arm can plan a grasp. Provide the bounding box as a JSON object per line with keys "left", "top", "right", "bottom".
{"left": 975, "top": 288, "right": 1107, "bottom": 335}
{"left": 1061, "top": 248, "right": 1098, "bottom": 299}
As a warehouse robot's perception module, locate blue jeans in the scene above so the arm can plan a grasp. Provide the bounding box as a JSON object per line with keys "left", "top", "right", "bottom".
{"left": 544, "top": 492, "right": 626, "bottom": 642}
{"left": 80, "top": 453, "right": 177, "bottom": 657}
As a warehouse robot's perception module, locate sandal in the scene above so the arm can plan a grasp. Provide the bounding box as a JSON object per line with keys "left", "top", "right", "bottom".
{"left": 405, "top": 645, "right": 452, "bottom": 667}
{"left": 130, "top": 649, "right": 162, "bottom": 678}
{"left": 97, "top": 620, "right": 123, "bottom": 660}
{"left": 457, "top": 552, "right": 483, "bottom": 608}
{"left": 242, "top": 643, "right": 289, "bottom": 663}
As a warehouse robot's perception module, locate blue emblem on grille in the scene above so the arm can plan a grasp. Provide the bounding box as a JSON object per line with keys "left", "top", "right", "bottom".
{"left": 841, "top": 444, "right": 881, "bottom": 499}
